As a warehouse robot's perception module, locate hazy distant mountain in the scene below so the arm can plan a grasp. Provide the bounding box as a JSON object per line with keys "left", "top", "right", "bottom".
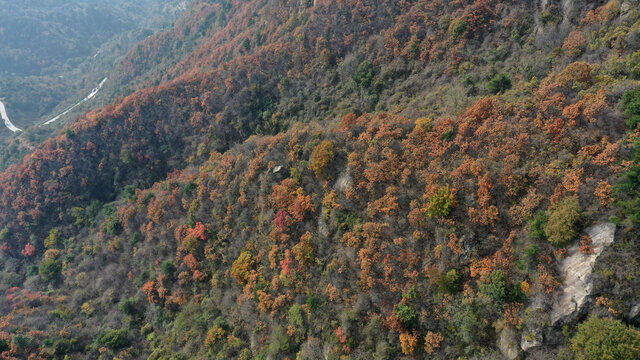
{"left": 0, "top": 0, "right": 186, "bottom": 77}
{"left": 0, "top": 0, "right": 187, "bottom": 170}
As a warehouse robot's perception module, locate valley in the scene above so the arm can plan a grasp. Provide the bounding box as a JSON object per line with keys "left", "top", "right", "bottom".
{"left": 43, "top": 77, "right": 108, "bottom": 126}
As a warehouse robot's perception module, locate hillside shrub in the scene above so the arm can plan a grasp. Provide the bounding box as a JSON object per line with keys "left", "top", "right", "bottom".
{"left": 354, "top": 61, "right": 374, "bottom": 88}
{"left": 540, "top": 10, "right": 558, "bottom": 26}
{"left": 480, "top": 270, "right": 508, "bottom": 304}
{"left": 622, "top": 87, "right": 640, "bottom": 129}
{"left": 396, "top": 303, "right": 418, "bottom": 326}
{"left": 53, "top": 338, "right": 78, "bottom": 356}
{"left": 267, "top": 326, "right": 292, "bottom": 356}
{"left": 444, "top": 269, "right": 461, "bottom": 294}
{"left": 310, "top": 140, "right": 334, "bottom": 177}
{"left": 96, "top": 329, "right": 129, "bottom": 349}
{"left": 426, "top": 185, "right": 455, "bottom": 218}
{"left": 44, "top": 229, "right": 62, "bottom": 249}
{"left": 488, "top": 73, "right": 512, "bottom": 94}
{"left": 570, "top": 317, "right": 640, "bottom": 360}
{"left": 161, "top": 260, "right": 175, "bottom": 277}
{"left": 449, "top": 18, "right": 467, "bottom": 39}
{"left": 12, "top": 334, "right": 34, "bottom": 350}
{"left": 231, "top": 251, "right": 255, "bottom": 284}
{"left": 39, "top": 258, "right": 62, "bottom": 283}
{"left": 529, "top": 211, "right": 548, "bottom": 239}
{"left": 545, "top": 195, "right": 581, "bottom": 247}
{"left": 0, "top": 227, "right": 10, "bottom": 240}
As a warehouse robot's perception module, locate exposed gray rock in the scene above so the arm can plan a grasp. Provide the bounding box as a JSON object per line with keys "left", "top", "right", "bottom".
{"left": 550, "top": 223, "right": 616, "bottom": 324}
{"left": 499, "top": 327, "right": 520, "bottom": 360}
{"left": 317, "top": 206, "right": 329, "bottom": 238}
{"left": 628, "top": 303, "right": 640, "bottom": 320}
{"left": 297, "top": 337, "right": 324, "bottom": 359}
{"left": 521, "top": 329, "right": 543, "bottom": 352}
{"left": 335, "top": 171, "right": 352, "bottom": 192}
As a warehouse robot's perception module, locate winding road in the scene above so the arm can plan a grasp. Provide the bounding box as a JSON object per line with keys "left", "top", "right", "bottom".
{"left": 43, "top": 77, "right": 108, "bottom": 125}
{"left": 0, "top": 100, "right": 22, "bottom": 132}
{"left": 0, "top": 77, "right": 108, "bottom": 133}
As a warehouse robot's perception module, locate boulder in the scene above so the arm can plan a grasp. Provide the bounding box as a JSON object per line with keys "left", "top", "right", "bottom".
{"left": 550, "top": 223, "right": 616, "bottom": 324}
{"left": 335, "top": 171, "right": 352, "bottom": 192}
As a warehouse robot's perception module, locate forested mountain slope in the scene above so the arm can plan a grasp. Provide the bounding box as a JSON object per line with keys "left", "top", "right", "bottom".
{"left": 1, "top": 0, "right": 640, "bottom": 359}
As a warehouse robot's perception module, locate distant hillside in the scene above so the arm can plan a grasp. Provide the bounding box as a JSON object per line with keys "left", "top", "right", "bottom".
{"left": 0, "top": 0, "right": 185, "bottom": 78}
{"left": 0, "top": 0, "right": 187, "bottom": 171}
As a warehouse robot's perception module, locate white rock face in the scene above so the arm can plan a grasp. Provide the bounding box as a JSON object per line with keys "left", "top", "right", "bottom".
{"left": 498, "top": 327, "right": 520, "bottom": 360}
{"left": 317, "top": 205, "right": 329, "bottom": 238}
{"left": 334, "top": 172, "right": 352, "bottom": 192}
{"left": 550, "top": 223, "right": 616, "bottom": 324}
{"left": 629, "top": 303, "right": 640, "bottom": 320}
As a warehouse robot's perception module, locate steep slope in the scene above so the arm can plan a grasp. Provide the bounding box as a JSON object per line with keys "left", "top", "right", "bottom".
{"left": 1, "top": 0, "right": 640, "bottom": 359}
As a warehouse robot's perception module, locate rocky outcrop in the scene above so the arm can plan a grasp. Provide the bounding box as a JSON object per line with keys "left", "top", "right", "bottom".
{"left": 628, "top": 303, "right": 640, "bottom": 320}
{"left": 521, "top": 329, "right": 543, "bottom": 352}
{"left": 550, "top": 223, "right": 616, "bottom": 324}
{"left": 498, "top": 328, "right": 520, "bottom": 360}
{"left": 335, "top": 171, "right": 352, "bottom": 192}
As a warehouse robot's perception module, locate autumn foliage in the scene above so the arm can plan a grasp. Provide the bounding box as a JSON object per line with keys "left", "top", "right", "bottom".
{"left": 0, "top": 0, "right": 636, "bottom": 359}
